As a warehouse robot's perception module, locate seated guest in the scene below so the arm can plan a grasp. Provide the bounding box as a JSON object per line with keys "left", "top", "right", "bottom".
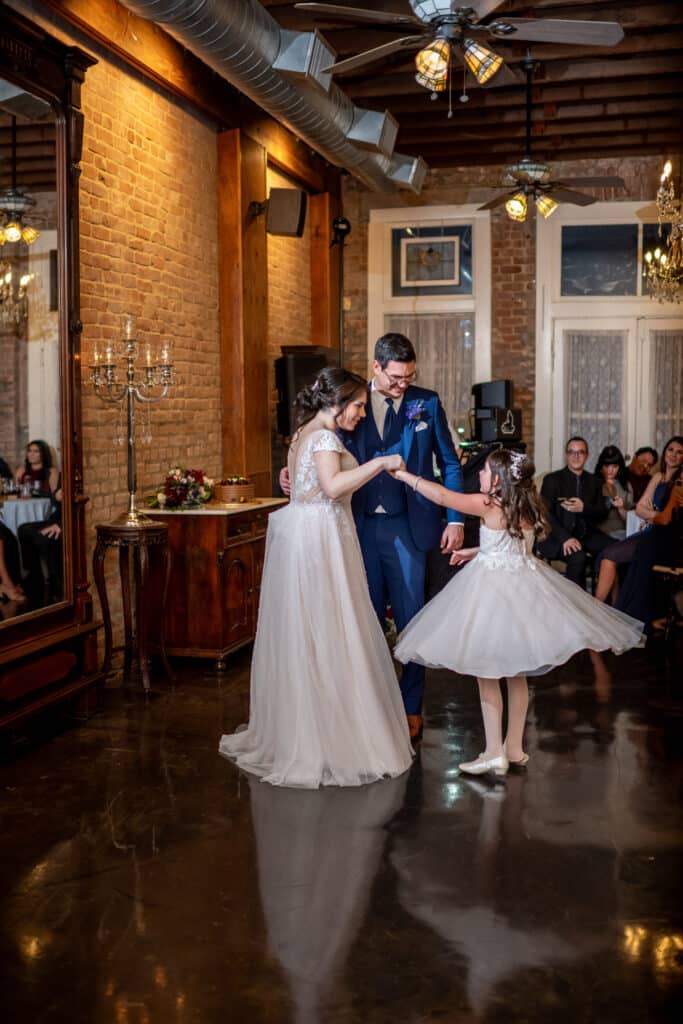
{"left": 0, "top": 454, "right": 13, "bottom": 481}
{"left": 0, "top": 522, "right": 26, "bottom": 603}
{"left": 18, "top": 488, "right": 63, "bottom": 606}
{"left": 595, "top": 435, "right": 683, "bottom": 617}
{"left": 595, "top": 445, "right": 634, "bottom": 540}
{"left": 15, "top": 439, "right": 59, "bottom": 496}
{"left": 627, "top": 446, "right": 658, "bottom": 503}
{"left": 537, "top": 436, "right": 612, "bottom": 589}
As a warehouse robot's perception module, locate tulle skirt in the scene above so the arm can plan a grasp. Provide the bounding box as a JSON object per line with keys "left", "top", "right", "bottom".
{"left": 219, "top": 502, "right": 413, "bottom": 788}
{"left": 394, "top": 554, "right": 645, "bottom": 679}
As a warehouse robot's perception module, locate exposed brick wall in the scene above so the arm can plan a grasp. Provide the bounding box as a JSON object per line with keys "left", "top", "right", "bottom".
{"left": 266, "top": 167, "right": 312, "bottom": 484}
{"left": 342, "top": 155, "right": 666, "bottom": 458}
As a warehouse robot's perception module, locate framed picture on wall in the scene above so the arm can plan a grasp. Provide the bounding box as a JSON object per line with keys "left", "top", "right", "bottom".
{"left": 391, "top": 225, "right": 473, "bottom": 296}
{"left": 400, "top": 235, "right": 460, "bottom": 287}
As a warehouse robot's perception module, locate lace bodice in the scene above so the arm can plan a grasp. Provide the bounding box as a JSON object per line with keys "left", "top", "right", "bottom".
{"left": 288, "top": 428, "right": 358, "bottom": 506}
{"left": 477, "top": 524, "right": 537, "bottom": 573}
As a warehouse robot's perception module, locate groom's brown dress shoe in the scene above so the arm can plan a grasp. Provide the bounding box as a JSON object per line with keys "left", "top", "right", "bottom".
{"left": 407, "top": 714, "right": 423, "bottom": 741}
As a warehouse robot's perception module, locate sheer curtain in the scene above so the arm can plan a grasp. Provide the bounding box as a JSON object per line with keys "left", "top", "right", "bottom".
{"left": 384, "top": 314, "right": 474, "bottom": 436}
{"left": 564, "top": 329, "right": 625, "bottom": 456}
{"left": 652, "top": 329, "right": 683, "bottom": 452}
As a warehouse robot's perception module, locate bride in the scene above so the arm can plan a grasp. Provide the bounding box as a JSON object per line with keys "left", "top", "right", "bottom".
{"left": 219, "top": 367, "right": 414, "bottom": 788}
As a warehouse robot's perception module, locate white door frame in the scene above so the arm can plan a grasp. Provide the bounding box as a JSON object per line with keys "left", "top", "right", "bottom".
{"left": 535, "top": 200, "right": 683, "bottom": 472}
{"left": 368, "top": 204, "right": 491, "bottom": 382}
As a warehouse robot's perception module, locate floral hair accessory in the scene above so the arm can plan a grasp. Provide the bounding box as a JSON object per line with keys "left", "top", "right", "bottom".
{"left": 406, "top": 400, "right": 425, "bottom": 423}
{"left": 509, "top": 451, "right": 526, "bottom": 481}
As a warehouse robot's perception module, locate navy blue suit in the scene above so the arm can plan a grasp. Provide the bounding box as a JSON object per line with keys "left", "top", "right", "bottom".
{"left": 341, "top": 385, "right": 463, "bottom": 714}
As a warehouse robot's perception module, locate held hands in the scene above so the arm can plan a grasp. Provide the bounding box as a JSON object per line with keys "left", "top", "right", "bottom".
{"left": 383, "top": 454, "right": 406, "bottom": 474}
{"left": 448, "top": 542, "right": 475, "bottom": 565}
{"left": 561, "top": 497, "right": 584, "bottom": 513}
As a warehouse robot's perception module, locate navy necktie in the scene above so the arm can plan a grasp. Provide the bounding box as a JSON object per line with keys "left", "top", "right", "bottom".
{"left": 382, "top": 397, "right": 396, "bottom": 443}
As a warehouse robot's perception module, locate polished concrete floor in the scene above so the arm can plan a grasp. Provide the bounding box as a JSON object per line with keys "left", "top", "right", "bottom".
{"left": 1, "top": 642, "right": 682, "bottom": 1024}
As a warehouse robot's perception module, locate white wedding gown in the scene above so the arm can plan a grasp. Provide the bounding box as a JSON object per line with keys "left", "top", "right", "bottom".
{"left": 395, "top": 525, "right": 645, "bottom": 678}
{"left": 219, "top": 428, "right": 413, "bottom": 788}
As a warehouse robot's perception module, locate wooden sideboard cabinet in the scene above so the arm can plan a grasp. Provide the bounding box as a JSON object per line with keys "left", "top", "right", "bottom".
{"left": 149, "top": 500, "right": 286, "bottom": 667}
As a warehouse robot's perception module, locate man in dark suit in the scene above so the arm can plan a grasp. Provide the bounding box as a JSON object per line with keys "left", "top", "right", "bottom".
{"left": 18, "top": 488, "right": 63, "bottom": 606}
{"left": 538, "top": 437, "right": 612, "bottom": 589}
{"left": 341, "top": 333, "right": 464, "bottom": 739}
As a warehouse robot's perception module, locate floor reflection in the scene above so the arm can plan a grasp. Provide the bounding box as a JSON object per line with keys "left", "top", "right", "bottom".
{"left": 249, "top": 773, "right": 407, "bottom": 1024}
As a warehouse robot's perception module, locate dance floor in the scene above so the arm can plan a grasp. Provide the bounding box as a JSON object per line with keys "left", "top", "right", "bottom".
{"left": 1, "top": 642, "right": 682, "bottom": 1023}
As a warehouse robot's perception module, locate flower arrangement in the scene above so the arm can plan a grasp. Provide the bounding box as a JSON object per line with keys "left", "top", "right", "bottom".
{"left": 406, "top": 399, "right": 425, "bottom": 423}
{"left": 149, "top": 467, "right": 214, "bottom": 509}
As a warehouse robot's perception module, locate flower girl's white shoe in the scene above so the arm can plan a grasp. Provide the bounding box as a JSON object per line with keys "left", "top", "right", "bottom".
{"left": 459, "top": 753, "right": 509, "bottom": 777}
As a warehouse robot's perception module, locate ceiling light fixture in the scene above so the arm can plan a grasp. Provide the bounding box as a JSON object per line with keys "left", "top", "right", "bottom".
{"left": 0, "top": 117, "right": 40, "bottom": 248}
{"left": 415, "top": 39, "right": 449, "bottom": 94}
{"left": 643, "top": 159, "right": 682, "bottom": 303}
{"left": 535, "top": 194, "right": 558, "bottom": 219}
{"left": 505, "top": 193, "right": 527, "bottom": 222}
{"left": 462, "top": 39, "right": 504, "bottom": 86}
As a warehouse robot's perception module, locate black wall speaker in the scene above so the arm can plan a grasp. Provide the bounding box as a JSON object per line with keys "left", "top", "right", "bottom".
{"left": 474, "top": 408, "right": 523, "bottom": 443}
{"left": 275, "top": 346, "right": 338, "bottom": 437}
{"left": 472, "top": 379, "right": 513, "bottom": 410}
{"left": 266, "top": 188, "right": 308, "bottom": 237}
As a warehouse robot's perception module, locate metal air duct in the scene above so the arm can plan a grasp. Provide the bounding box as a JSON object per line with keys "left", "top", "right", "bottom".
{"left": 119, "top": 0, "right": 426, "bottom": 193}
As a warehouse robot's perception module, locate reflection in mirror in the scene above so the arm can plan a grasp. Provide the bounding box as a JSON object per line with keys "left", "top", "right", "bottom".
{"left": 0, "top": 79, "right": 62, "bottom": 625}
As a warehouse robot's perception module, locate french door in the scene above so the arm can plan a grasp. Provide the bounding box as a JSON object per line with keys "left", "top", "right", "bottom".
{"left": 549, "top": 317, "right": 683, "bottom": 468}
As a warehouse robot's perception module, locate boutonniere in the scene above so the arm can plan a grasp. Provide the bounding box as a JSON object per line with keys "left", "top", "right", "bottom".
{"left": 406, "top": 400, "right": 425, "bottom": 423}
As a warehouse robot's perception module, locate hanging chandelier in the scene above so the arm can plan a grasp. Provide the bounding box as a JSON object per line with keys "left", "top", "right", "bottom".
{"left": 643, "top": 160, "right": 682, "bottom": 304}
{"left": 0, "top": 117, "right": 40, "bottom": 247}
{"left": 0, "top": 260, "right": 34, "bottom": 328}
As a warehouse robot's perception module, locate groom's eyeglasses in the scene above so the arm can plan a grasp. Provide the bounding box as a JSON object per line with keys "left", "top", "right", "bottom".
{"left": 382, "top": 369, "right": 417, "bottom": 387}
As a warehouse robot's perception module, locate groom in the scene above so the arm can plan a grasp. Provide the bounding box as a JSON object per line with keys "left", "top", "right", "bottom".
{"left": 343, "top": 333, "right": 464, "bottom": 739}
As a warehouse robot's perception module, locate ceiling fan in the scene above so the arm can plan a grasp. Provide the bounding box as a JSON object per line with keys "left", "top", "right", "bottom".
{"left": 294, "top": 2, "right": 624, "bottom": 92}
{"left": 476, "top": 57, "right": 625, "bottom": 221}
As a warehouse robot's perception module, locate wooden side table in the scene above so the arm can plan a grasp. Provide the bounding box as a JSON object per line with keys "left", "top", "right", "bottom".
{"left": 92, "top": 521, "right": 172, "bottom": 690}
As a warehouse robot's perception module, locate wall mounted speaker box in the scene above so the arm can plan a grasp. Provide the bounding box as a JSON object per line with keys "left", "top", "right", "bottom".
{"left": 266, "top": 188, "right": 308, "bottom": 237}
{"left": 472, "top": 379, "right": 513, "bottom": 410}
{"left": 275, "top": 346, "right": 338, "bottom": 436}
{"left": 474, "top": 408, "right": 523, "bottom": 443}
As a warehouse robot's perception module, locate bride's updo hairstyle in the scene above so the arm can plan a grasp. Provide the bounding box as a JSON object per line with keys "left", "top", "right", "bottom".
{"left": 294, "top": 366, "right": 367, "bottom": 431}
{"left": 485, "top": 449, "right": 549, "bottom": 541}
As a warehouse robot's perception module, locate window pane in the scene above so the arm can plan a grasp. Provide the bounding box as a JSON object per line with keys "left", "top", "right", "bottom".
{"left": 384, "top": 313, "right": 473, "bottom": 436}
{"left": 561, "top": 224, "right": 638, "bottom": 296}
{"left": 651, "top": 329, "right": 683, "bottom": 454}
{"left": 565, "top": 329, "right": 625, "bottom": 456}
{"left": 391, "top": 225, "right": 472, "bottom": 296}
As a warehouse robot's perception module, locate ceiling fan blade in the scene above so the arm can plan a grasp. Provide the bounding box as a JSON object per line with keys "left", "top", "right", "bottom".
{"left": 496, "top": 19, "right": 624, "bottom": 47}
{"left": 478, "top": 193, "right": 511, "bottom": 211}
{"left": 481, "top": 61, "right": 520, "bottom": 88}
{"left": 550, "top": 188, "right": 597, "bottom": 207}
{"left": 469, "top": 0, "right": 508, "bottom": 22}
{"left": 554, "top": 176, "right": 625, "bottom": 188}
{"left": 294, "top": 4, "right": 422, "bottom": 28}
{"left": 322, "top": 36, "right": 424, "bottom": 74}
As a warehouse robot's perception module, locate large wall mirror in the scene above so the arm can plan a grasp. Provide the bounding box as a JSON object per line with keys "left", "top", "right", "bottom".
{"left": 0, "top": 81, "right": 62, "bottom": 626}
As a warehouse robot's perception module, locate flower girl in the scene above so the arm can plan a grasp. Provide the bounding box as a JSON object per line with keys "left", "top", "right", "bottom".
{"left": 392, "top": 450, "right": 644, "bottom": 777}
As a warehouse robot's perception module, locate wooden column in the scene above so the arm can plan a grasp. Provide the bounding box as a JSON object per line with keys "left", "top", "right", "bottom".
{"left": 217, "top": 129, "right": 271, "bottom": 495}
{"left": 309, "top": 191, "right": 341, "bottom": 354}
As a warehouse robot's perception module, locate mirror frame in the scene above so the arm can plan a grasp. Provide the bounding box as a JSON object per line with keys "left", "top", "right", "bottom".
{"left": 0, "top": 6, "right": 95, "bottom": 643}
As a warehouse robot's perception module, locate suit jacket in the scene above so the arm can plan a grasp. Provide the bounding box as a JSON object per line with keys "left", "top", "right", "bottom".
{"left": 540, "top": 467, "right": 608, "bottom": 547}
{"left": 342, "top": 384, "right": 463, "bottom": 553}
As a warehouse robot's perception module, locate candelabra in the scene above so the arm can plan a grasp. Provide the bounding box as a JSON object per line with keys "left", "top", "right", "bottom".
{"left": 643, "top": 160, "right": 682, "bottom": 303}
{"left": 89, "top": 313, "right": 175, "bottom": 527}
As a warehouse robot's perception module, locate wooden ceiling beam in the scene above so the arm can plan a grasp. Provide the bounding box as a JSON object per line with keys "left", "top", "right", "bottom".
{"left": 399, "top": 114, "right": 680, "bottom": 147}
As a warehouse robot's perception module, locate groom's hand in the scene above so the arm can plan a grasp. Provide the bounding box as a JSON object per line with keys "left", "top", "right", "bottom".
{"left": 440, "top": 523, "right": 464, "bottom": 553}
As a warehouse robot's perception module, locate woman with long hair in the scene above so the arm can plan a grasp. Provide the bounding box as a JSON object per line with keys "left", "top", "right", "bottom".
{"left": 219, "top": 367, "right": 414, "bottom": 788}
{"left": 594, "top": 445, "right": 634, "bottom": 541}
